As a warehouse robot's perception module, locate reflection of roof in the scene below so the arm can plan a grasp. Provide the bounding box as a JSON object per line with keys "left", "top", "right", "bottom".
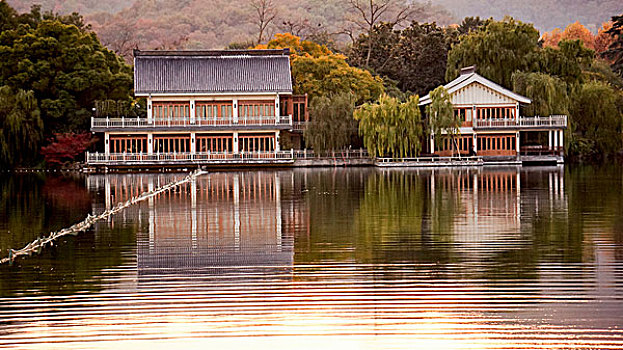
{"left": 134, "top": 49, "right": 293, "bottom": 95}
{"left": 419, "top": 72, "right": 531, "bottom": 105}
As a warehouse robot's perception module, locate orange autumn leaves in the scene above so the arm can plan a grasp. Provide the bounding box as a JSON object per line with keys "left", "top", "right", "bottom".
{"left": 542, "top": 21, "right": 614, "bottom": 55}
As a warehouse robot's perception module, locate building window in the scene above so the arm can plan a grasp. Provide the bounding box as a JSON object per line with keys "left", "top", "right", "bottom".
{"left": 196, "top": 102, "right": 233, "bottom": 125}
{"left": 152, "top": 102, "right": 190, "bottom": 125}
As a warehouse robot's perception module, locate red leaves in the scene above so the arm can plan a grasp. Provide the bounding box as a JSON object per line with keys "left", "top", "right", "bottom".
{"left": 40, "top": 132, "right": 98, "bottom": 166}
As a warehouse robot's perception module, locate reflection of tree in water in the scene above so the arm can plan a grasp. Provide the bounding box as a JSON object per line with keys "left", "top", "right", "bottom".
{"left": 0, "top": 217, "right": 137, "bottom": 297}
{"left": 0, "top": 173, "right": 92, "bottom": 253}
{"left": 0, "top": 173, "right": 137, "bottom": 296}
{"left": 355, "top": 169, "right": 460, "bottom": 265}
{"left": 524, "top": 165, "right": 623, "bottom": 264}
{"left": 293, "top": 168, "right": 373, "bottom": 263}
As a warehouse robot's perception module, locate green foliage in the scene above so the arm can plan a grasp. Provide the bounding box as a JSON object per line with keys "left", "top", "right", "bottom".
{"left": 532, "top": 40, "right": 595, "bottom": 86}
{"left": 303, "top": 93, "right": 357, "bottom": 152}
{"left": 604, "top": 14, "right": 623, "bottom": 77}
{"left": 446, "top": 17, "right": 540, "bottom": 88}
{"left": 457, "top": 16, "right": 486, "bottom": 35}
{"left": 95, "top": 99, "right": 146, "bottom": 117}
{"left": 583, "top": 59, "right": 623, "bottom": 90}
{"left": 0, "top": 86, "right": 43, "bottom": 167}
{"left": 354, "top": 94, "right": 423, "bottom": 158}
{"left": 426, "top": 86, "right": 458, "bottom": 150}
{"left": 568, "top": 81, "right": 623, "bottom": 159}
{"left": 0, "top": 5, "right": 133, "bottom": 135}
{"left": 350, "top": 22, "right": 456, "bottom": 96}
{"left": 512, "top": 72, "right": 569, "bottom": 116}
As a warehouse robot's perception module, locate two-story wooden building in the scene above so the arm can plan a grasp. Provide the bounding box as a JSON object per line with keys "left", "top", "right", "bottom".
{"left": 88, "top": 49, "right": 308, "bottom": 168}
{"left": 419, "top": 67, "right": 567, "bottom": 164}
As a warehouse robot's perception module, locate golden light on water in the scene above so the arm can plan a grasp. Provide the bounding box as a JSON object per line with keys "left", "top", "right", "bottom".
{"left": 2, "top": 168, "right": 623, "bottom": 349}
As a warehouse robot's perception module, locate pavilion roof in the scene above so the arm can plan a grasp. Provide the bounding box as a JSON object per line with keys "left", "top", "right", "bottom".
{"left": 134, "top": 49, "right": 293, "bottom": 96}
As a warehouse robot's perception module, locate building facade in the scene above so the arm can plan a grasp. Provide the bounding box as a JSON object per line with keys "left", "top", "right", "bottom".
{"left": 88, "top": 49, "right": 308, "bottom": 168}
{"left": 419, "top": 67, "right": 567, "bottom": 163}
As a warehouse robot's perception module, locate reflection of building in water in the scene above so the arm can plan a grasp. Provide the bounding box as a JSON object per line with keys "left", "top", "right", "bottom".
{"left": 413, "top": 166, "right": 566, "bottom": 245}
{"left": 87, "top": 172, "right": 295, "bottom": 274}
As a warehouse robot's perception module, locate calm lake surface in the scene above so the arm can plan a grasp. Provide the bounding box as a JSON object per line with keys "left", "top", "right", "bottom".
{"left": 1, "top": 166, "right": 622, "bottom": 349}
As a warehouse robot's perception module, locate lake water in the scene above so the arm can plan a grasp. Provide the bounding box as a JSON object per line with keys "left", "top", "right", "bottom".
{"left": 0, "top": 166, "right": 622, "bottom": 349}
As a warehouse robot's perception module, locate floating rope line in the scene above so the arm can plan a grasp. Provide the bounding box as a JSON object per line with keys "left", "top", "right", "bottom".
{"left": 0, "top": 169, "right": 208, "bottom": 265}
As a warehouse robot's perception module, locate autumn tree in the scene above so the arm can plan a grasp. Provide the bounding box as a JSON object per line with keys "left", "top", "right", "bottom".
{"left": 258, "top": 33, "right": 384, "bottom": 104}
{"left": 595, "top": 22, "right": 615, "bottom": 55}
{"left": 355, "top": 94, "right": 423, "bottom": 158}
{"left": 542, "top": 28, "right": 563, "bottom": 49}
{"left": 40, "top": 132, "right": 98, "bottom": 167}
{"left": 303, "top": 93, "right": 357, "bottom": 152}
{"left": 561, "top": 22, "right": 595, "bottom": 50}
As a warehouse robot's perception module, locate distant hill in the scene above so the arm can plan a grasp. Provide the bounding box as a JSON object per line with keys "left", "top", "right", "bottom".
{"left": 9, "top": 0, "right": 621, "bottom": 56}
{"left": 6, "top": 0, "right": 452, "bottom": 58}
{"left": 433, "top": 0, "right": 622, "bottom": 32}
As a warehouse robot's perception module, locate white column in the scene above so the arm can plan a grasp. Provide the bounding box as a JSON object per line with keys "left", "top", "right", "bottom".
{"left": 190, "top": 132, "right": 196, "bottom": 154}
{"left": 233, "top": 174, "right": 240, "bottom": 251}
{"left": 233, "top": 131, "right": 239, "bottom": 154}
{"left": 515, "top": 102, "right": 520, "bottom": 124}
{"left": 147, "top": 96, "right": 153, "bottom": 124}
{"left": 553, "top": 129, "right": 559, "bottom": 149}
{"left": 147, "top": 133, "right": 153, "bottom": 155}
{"left": 190, "top": 98, "right": 196, "bottom": 124}
{"left": 548, "top": 130, "right": 553, "bottom": 149}
{"left": 275, "top": 131, "right": 280, "bottom": 152}
{"left": 515, "top": 131, "right": 520, "bottom": 154}
{"left": 148, "top": 178, "right": 154, "bottom": 252}
{"left": 559, "top": 130, "right": 564, "bottom": 151}
{"left": 473, "top": 134, "right": 477, "bottom": 154}
{"left": 233, "top": 98, "right": 239, "bottom": 124}
{"left": 104, "top": 133, "right": 110, "bottom": 155}
{"left": 191, "top": 177, "right": 197, "bottom": 249}
{"left": 104, "top": 176, "right": 111, "bottom": 210}
{"left": 275, "top": 173, "right": 282, "bottom": 250}
{"left": 430, "top": 134, "right": 435, "bottom": 154}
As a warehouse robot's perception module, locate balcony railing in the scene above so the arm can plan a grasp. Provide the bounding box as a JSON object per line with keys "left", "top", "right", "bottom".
{"left": 91, "top": 115, "right": 293, "bottom": 129}
{"left": 293, "top": 149, "right": 369, "bottom": 159}
{"left": 86, "top": 151, "right": 295, "bottom": 165}
{"left": 292, "top": 121, "right": 308, "bottom": 132}
{"left": 474, "top": 115, "right": 567, "bottom": 129}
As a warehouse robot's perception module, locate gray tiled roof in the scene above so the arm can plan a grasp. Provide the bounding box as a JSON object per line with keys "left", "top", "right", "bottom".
{"left": 134, "top": 50, "right": 293, "bottom": 95}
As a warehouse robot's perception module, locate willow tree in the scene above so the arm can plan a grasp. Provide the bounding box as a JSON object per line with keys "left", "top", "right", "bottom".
{"left": 426, "top": 86, "right": 460, "bottom": 155}
{"left": 304, "top": 93, "right": 357, "bottom": 152}
{"left": 0, "top": 86, "right": 43, "bottom": 167}
{"left": 354, "top": 94, "right": 423, "bottom": 158}
{"left": 568, "top": 81, "right": 623, "bottom": 159}
{"left": 511, "top": 72, "right": 569, "bottom": 116}
{"left": 446, "top": 17, "right": 540, "bottom": 88}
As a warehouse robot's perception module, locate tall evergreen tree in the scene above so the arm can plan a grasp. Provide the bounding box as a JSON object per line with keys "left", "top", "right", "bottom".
{"left": 604, "top": 14, "right": 623, "bottom": 77}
